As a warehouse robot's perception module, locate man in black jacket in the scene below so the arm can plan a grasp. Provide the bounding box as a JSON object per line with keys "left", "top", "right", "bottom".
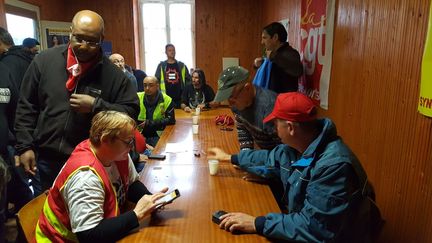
{"left": 14, "top": 10, "right": 139, "bottom": 196}
{"left": 0, "top": 27, "right": 34, "bottom": 89}
{"left": 254, "top": 22, "right": 303, "bottom": 93}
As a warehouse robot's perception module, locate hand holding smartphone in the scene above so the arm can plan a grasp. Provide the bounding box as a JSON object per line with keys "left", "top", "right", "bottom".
{"left": 155, "top": 189, "right": 180, "bottom": 209}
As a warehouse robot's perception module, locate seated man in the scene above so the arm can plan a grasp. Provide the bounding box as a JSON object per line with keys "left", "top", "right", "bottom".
{"left": 213, "top": 66, "right": 281, "bottom": 150}
{"left": 109, "top": 53, "right": 138, "bottom": 91}
{"left": 36, "top": 111, "right": 168, "bottom": 242}
{"left": 137, "top": 76, "right": 176, "bottom": 147}
{"left": 208, "top": 92, "right": 383, "bottom": 242}
{"left": 180, "top": 68, "right": 216, "bottom": 112}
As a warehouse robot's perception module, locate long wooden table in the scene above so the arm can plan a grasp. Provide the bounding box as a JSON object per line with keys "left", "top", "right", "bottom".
{"left": 120, "top": 108, "right": 280, "bottom": 242}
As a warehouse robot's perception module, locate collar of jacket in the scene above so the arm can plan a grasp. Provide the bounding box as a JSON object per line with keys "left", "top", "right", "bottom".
{"left": 292, "top": 118, "right": 337, "bottom": 167}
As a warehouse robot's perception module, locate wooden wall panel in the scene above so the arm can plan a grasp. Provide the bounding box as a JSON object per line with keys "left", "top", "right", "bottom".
{"left": 20, "top": 0, "right": 68, "bottom": 21}
{"left": 195, "top": 0, "right": 262, "bottom": 90}
{"left": 262, "top": 0, "right": 432, "bottom": 242}
{"left": 0, "top": 0, "right": 6, "bottom": 27}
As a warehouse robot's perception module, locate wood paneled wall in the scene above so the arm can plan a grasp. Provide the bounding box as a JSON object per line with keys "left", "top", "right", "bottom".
{"left": 0, "top": 0, "right": 6, "bottom": 27}
{"left": 262, "top": 0, "right": 432, "bottom": 242}
{"left": 19, "top": 0, "right": 68, "bottom": 21}
{"left": 195, "top": 0, "right": 262, "bottom": 89}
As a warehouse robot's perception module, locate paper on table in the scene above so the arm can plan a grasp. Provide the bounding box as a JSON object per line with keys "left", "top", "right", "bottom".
{"left": 165, "top": 143, "right": 189, "bottom": 153}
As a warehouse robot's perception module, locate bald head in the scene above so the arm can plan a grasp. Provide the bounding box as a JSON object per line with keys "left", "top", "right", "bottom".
{"left": 109, "top": 53, "right": 125, "bottom": 70}
{"left": 143, "top": 76, "right": 160, "bottom": 96}
{"left": 72, "top": 10, "right": 104, "bottom": 36}
{"left": 70, "top": 10, "right": 104, "bottom": 62}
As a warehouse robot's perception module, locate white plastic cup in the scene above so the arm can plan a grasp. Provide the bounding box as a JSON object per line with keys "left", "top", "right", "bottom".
{"left": 195, "top": 107, "right": 201, "bottom": 115}
{"left": 208, "top": 159, "right": 219, "bottom": 175}
{"left": 192, "top": 124, "right": 199, "bottom": 134}
{"left": 192, "top": 115, "right": 199, "bottom": 124}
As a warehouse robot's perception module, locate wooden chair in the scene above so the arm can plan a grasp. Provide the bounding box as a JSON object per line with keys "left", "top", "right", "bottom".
{"left": 16, "top": 192, "right": 47, "bottom": 242}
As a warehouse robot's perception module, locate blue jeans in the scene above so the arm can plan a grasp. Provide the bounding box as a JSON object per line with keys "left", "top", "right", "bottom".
{"left": 33, "top": 157, "right": 64, "bottom": 196}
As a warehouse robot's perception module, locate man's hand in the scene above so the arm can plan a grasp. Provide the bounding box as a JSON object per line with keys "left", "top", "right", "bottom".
{"left": 219, "top": 212, "right": 257, "bottom": 233}
{"left": 184, "top": 106, "right": 192, "bottom": 112}
{"left": 19, "top": 150, "right": 37, "bottom": 176}
{"left": 139, "top": 154, "right": 148, "bottom": 162}
{"left": 254, "top": 57, "right": 263, "bottom": 68}
{"left": 70, "top": 94, "right": 95, "bottom": 113}
{"left": 138, "top": 120, "right": 146, "bottom": 128}
{"left": 207, "top": 147, "right": 231, "bottom": 161}
{"left": 133, "top": 187, "right": 169, "bottom": 221}
{"left": 197, "top": 104, "right": 205, "bottom": 109}
{"left": 209, "top": 101, "right": 220, "bottom": 108}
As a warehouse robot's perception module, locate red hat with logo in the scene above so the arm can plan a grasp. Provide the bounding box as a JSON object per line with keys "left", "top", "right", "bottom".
{"left": 263, "top": 92, "right": 317, "bottom": 123}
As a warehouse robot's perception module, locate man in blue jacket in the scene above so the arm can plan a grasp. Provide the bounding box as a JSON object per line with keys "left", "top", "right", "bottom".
{"left": 208, "top": 92, "right": 382, "bottom": 242}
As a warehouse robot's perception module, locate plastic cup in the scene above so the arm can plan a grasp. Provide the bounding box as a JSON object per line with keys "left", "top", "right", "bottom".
{"left": 208, "top": 159, "right": 219, "bottom": 175}
{"left": 195, "top": 107, "right": 201, "bottom": 115}
{"left": 192, "top": 124, "right": 199, "bottom": 134}
{"left": 192, "top": 115, "right": 199, "bottom": 124}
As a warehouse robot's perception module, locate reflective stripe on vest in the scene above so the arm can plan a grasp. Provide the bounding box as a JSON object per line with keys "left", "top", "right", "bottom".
{"left": 159, "top": 63, "right": 186, "bottom": 92}
{"left": 36, "top": 198, "right": 78, "bottom": 242}
{"left": 137, "top": 92, "right": 172, "bottom": 136}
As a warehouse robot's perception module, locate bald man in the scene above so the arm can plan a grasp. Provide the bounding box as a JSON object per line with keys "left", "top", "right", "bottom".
{"left": 109, "top": 53, "right": 138, "bottom": 90}
{"left": 14, "top": 10, "right": 139, "bottom": 196}
{"left": 137, "top": 76, "right": 175, "bottom": 147}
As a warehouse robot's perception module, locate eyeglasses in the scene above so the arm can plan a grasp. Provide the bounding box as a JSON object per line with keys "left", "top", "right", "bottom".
{"left": 71, "top": 34, "right": 101, "bottom": 48}
{"left": 117, "top": 137, "right": 135, "bottom": 147}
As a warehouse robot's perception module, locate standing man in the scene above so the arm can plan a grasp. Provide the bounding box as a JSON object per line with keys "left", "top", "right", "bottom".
{"left": 155, "top": 44, "right": 191, "bottom": 108}
{"left": 254, "top": 22, "right": 303, "bottom": 93}
{"left": 21, "top": 37, "right": 40, "bottom": 56}
{"left": 14, "top": 10, "right": 139, "bottom": 196}
{"left": 137, "top": 76, "right": 175, "bottom": 147}
{"left": 109, "top": 53, "right": 138, "bottom": 91}
{"left": 0, "top": 28, "right": 34, "bottom": 89}
{"left": 209, "top": 92, "right": 383, "bottom": 242}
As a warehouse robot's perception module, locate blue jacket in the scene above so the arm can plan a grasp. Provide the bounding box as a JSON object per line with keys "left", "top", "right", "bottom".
{"left": 232, "top": 118, "right": 381, "bottom": 242}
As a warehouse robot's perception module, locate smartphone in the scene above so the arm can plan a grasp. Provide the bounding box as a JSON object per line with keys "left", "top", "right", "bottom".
{"left": 155, "top": 189, "right": 180, "bottom": 209}
{"left": 212, "top": 210, "right": 228, "bottom": 224}
{"left": 148, "top": 154, "right": 166, "bottom": 160}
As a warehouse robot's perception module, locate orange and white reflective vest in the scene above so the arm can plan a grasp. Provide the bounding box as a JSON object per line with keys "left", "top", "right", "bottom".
{"left": 35, "top": 139, "right": 129, "bottom": 242}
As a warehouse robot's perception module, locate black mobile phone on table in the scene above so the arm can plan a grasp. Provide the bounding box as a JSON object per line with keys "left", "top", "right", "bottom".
{"left": 212, "top": 210, "right": 228, "bottom": 224}
{"left": 155, "top": 189, "right": 180, "bottom": 209}
{"left": 148, "top": 154, "right": 166, "bottom": 160}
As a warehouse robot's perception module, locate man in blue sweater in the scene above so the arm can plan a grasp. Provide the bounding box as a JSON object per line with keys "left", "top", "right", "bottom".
{"left": 208, "top": 92, "right": 382, "bottom": 242}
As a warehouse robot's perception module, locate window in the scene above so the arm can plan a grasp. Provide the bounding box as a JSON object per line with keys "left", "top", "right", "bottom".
{"left": 4, "top": 0, "right": 40, "bottom": 46}
{"left": 139, "top": 0, "right": 195, "bottom": 75}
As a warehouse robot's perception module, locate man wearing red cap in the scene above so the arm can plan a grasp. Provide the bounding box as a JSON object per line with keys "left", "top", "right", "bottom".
{"left": 209, "top": 92, "right": 382, "bottom": 242}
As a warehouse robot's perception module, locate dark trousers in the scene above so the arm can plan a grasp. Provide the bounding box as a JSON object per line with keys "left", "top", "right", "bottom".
{"left": 33, "top": 157, "right": 64, "bottom": 196}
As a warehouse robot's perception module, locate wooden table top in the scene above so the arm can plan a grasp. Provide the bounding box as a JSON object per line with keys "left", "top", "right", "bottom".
{"left": 120, "top": 108, "right": 279, "bottom": 242}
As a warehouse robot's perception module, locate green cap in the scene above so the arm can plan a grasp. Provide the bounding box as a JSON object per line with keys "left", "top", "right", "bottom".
{"left": 213, "top": 66, "right": 249, "bottom": 102}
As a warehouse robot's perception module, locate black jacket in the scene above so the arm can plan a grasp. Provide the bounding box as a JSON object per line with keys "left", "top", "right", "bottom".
{"left": 0, "top": 63, "right": 17, "bottom": 156}
{"left": 14, "top": 44, "right": 139, "bottom": 161}
{"left": 0, "top": 45, "right": 33, "bottom": 89}
{"left": 269, "top": 42, "right": 303, "bottom": 93}
{"left": 181, "top": 84, "right": 215, "bottom": 109}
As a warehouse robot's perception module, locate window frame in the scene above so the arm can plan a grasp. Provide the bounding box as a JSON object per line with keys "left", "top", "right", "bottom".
{"left": 5, "top": 0, "right": 41, "bottom": 46}
{"left": 138, "top": 0, "right": 195, "bottom": 74}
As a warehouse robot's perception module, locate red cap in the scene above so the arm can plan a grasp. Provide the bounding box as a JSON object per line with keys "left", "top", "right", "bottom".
{"left": 263, "top": 92, "right": 317, "bottom": 123}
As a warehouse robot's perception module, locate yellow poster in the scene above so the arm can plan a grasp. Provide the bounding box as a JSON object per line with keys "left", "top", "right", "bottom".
{"left": 419, "top": 2, "right": 432, "bottom": 117}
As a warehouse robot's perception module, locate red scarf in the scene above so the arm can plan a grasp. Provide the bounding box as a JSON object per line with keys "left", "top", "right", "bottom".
{"left": 66, "top": 46, "right": 97, "bottom": 91}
